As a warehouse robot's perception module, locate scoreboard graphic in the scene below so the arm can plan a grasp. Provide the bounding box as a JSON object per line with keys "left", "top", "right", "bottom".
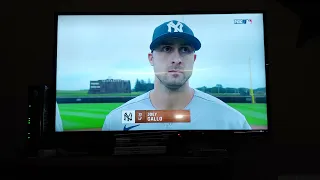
{"left": 89, "top": 79, "right": 131, "bottom": 94}
{"left": 122, "top": 110, "right": 191, "bottom": 124}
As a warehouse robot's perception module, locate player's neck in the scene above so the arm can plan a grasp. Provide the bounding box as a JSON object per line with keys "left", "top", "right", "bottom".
{"left": 150, "top": 80, "right": 194, "bottom": 110}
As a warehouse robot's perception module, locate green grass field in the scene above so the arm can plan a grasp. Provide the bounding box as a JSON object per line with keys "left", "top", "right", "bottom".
{"left": 58, "top": 103, "right": 267, "bottom": 131}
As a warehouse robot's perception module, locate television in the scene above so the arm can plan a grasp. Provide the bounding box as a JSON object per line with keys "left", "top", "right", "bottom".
{"left": 54, "top": 12, "right": 269, "bottom": 134}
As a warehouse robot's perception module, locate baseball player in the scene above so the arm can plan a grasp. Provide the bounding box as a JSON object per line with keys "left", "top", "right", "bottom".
{"left": 55, "top": 102, "right": 64, "bottom": 132}
{"left": 102, "top": 20, "right": 251, "bottom": 131}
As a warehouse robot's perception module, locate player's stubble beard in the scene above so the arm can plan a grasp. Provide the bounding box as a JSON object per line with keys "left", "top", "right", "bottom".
{"left": 155, "top": 68, "right": 192, "bottom": 91}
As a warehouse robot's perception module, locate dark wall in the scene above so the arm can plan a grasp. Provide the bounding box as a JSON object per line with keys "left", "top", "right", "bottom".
{"left": 5, "top": 0, "right": 320, "bottom": 177}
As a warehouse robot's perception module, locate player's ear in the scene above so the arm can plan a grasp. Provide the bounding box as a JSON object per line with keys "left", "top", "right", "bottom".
{"left": 194, "top": 54, "right": 197, "bottom": 62}
{"left": 148, "top": 52, "right": 154, "bottom": 66}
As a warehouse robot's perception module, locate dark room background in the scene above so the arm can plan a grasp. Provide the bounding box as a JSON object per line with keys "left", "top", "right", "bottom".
{"left": 3, "top": 0, "right": 320, "bottom": 176}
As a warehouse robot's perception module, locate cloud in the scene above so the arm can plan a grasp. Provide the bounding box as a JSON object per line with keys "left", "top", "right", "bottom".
{"left": 116, "top": 70, "right": 154, "bottom": 75}
{"left": 193, "top": 67, "right": 216, "bottom": 72}
{"left": 115, "top": 67, "right": 215, "bottom": 75}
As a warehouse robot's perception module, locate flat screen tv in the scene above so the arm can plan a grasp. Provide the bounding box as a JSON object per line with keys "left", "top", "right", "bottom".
{"left": 54, "top": 12, "right": 268, "bottom": 133}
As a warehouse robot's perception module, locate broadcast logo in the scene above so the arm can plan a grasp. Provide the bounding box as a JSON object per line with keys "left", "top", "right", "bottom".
{"left": 234, "top": 19, "right": 252, "bottom": 24}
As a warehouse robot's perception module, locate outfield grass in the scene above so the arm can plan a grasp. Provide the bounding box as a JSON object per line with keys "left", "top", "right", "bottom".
{"left": 58, "top": 103, "right": 267, "bottom": 130}
{"left": 228, "top": 103, "right": 267, "bottom": 126}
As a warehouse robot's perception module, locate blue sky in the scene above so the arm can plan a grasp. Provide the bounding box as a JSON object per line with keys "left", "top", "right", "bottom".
{"left": 56, "top": 14, "right": 266, "bottom": 90}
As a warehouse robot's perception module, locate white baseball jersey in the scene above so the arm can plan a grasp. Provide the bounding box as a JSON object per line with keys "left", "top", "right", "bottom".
{"left": 55, "top": 102, "right": 64, "bottom": 132}
{"left": 102, "top": 89, "right": 251, "bottom": 131}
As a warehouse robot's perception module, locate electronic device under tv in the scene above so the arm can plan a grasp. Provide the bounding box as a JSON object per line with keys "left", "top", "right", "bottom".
{"left": 49, "top": 11, "right": 270, "bottom": 156}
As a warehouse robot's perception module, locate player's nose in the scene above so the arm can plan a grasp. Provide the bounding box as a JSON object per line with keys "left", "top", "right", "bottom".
{"left": 170, "top": 48, "right": 182, "bottom": 65}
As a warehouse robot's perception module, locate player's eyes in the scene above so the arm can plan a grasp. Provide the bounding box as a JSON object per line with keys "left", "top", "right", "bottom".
{"left": 180, "top": 47, "right": 192, "bottom": 53}
{"left": 159, "top": 46, "right": 193, "bottom": 54}
{"left": 161, "top": 46, "right": 172, "bottom": 52}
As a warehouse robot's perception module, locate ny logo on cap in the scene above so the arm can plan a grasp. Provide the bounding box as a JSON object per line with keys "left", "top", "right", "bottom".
{"left": 167, "top": 21, "right": 184, "bottom": 33}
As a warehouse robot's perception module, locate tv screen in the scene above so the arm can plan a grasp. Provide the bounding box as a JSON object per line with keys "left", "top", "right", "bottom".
{"left": 55, "top": 13, "right": 267, "bottom": 132}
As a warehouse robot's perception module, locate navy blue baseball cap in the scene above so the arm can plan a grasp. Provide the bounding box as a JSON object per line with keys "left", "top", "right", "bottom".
{"left": 150, "top": 20, "right": 201, "bottom": 51}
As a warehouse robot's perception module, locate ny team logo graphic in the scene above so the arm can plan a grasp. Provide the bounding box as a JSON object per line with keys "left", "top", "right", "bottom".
{"left": 122, "top": 110, "right": 135, "bottom": 124}
{"left": 167, "top": 21, "right": 184, "bottom": 32}
{"left": 124, "top": 112, "right": 132, "bottom": 121}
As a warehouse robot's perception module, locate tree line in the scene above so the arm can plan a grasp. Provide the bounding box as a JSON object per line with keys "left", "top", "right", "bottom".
{"left": 196, "top": 85, "right": 265, "bottom": 96}
{"left": 133, "top": 79, "right": 154, "bottom": 92}
{"left": 133, "top": 79, "right": 266, "bottom": 96}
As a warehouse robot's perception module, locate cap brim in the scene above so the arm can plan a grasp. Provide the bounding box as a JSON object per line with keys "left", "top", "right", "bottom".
{"left": 150, "top": 32, "right": 201, "bottom": 51}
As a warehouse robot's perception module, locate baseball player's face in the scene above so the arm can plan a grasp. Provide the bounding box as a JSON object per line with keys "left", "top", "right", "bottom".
{"left": 148, "top": 38, "right": 197, "bottom": 90}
